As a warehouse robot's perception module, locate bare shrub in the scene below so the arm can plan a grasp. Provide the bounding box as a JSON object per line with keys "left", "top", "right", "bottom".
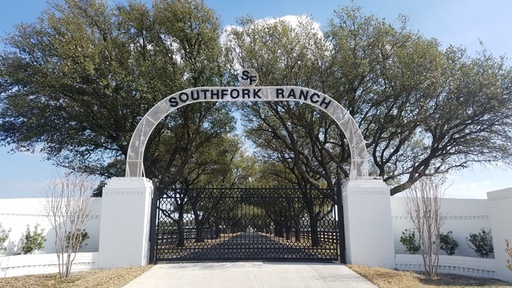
{"left": 405, "top": 176, "right": 447, "bottom": 278}
{"left": 43, "top": 172, "right": 97, "bottom": 278}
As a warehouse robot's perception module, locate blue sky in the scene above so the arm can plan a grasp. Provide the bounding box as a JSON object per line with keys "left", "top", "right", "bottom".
{"left": 0, "top": 0, "right": 511, "bottom": 198}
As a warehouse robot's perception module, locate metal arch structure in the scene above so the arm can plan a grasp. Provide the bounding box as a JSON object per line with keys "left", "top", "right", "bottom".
{"left": 125, "top": 86, "right": 368, "bottom": 179}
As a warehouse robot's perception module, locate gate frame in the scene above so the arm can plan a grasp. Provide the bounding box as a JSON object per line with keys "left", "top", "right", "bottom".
{"left": 150, "top": 187, "right": 340, "bottom": 262}
{"left": 98, "top": 82, "right": 395, "bottom": 268}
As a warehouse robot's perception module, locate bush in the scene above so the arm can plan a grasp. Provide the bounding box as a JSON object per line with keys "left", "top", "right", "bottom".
{"left": 400, "top": 228, "right": 420, "bottom": 254}
{"left": 439, "top": 231, "right": 458, "bottom": 255}
{"left": 0, "top": 223, "right": 10, "bottom": 251}
{"left": 66, "top": 229, "right": 89, "bottom": 250}
{"left": 467, "top": 228, "right": 493, "bottom": 258}
{"left": 20, "top": 224, "right": 46, "bottom": 254}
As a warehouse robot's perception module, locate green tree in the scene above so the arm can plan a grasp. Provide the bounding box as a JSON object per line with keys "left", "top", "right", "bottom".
{"left": 400, "top": 229, "right": 421, "bottom": 254}
{"left": 186, "top": 136, "right": 259, "bottom": 242}
{"left": 467, "top": 228, "right": 494, "bottom": 258}
{"left": 255, "top": 186, "right": 307, "bottom": 242}
{"left": 19, "top": 224, "right": 45, "bottom": 254}
{"left": 225, "top": 15, "right": 339, "bottom": 247}
{"left": 0, "top": 223, "right": 10, "bottom": 252}
{"left": 157, "top": 135, "right": 248, "bottom": 243}
{"left": 439, "top": 231, "right": 458, "bottom": 255}
{"left": 224, "top": 5, "right": 512, "bottom": 198}
{"left": 254, "top": 161, "right": 333, "bottom": 247}
{"left": 325, "top": 5, "right": 512, "bottom": 195}
{"left": 0, "top": 0, "right": 235, "bottom": 192}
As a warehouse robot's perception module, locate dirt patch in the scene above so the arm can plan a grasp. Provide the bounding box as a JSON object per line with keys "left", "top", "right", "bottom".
{"left": 0, "top": 265, "right": 152, "bottom": 288}
{"left": 3, "top": 264, "right": 511, "bottom": 287}
{"left": 348, "top": 264, "right": 511, "bottom": 288}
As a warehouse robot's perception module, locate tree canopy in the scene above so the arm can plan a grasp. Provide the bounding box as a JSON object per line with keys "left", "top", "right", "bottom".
{"left": 1, "top": 1, "right": 511, "bottom": 196}
{"left": 224, "top": 6, "right": 512, "bottom": 195}
{"left": 0, "top": 0, "right": 240, "bottom": 193}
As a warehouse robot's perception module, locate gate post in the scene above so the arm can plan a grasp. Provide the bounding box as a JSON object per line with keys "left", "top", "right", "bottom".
{"left": 342, "top": 178, "right": 395, "bottom": 268}
{"left": 98, "top": 177, "right": 153, "bottom": 268}
{"left": 336, "top": 180, "right": 346, "bottom": 263}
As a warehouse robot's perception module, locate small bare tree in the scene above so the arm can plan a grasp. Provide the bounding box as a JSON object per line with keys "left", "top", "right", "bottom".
{"left": 43, "top": 172, "right": 96, "bottom": 278}
{"left": 405, "top": 176, "right": 447, "bottom": 278}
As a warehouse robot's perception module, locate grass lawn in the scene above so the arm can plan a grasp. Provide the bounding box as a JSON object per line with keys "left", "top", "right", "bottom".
{"left": 348, "top": 265, "right": 511, "bottom": 288}
{"left": 0, "top": 266, "right": 152, "bottom": 288}
{"left": 1, "top": 264, "right": 511, "bottom": 287}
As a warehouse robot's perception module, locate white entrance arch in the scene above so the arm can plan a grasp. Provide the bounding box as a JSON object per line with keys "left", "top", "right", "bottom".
{"left": 99, "top": 83, "right": 395, "bottom": 269}
{"left": 125, "top": 86, "right": 368, "bottom": 179}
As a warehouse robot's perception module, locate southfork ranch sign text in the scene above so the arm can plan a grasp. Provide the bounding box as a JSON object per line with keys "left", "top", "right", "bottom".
{"left": 125, "top": 84, "right": 369, "bottom": 179}
{"left": 168, "top": 87, "right": 333, "bottom": 110}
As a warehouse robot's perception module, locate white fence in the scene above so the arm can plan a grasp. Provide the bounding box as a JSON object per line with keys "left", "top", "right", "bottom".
{"left": 391, "top": 196, "right": 499, "bottom": 279}
{"left": 391, "top": 187, "right": 512, "bottom": 282}
{"left": 391, "top": 197, "right": 491, "bottom": 257}
{"left": 1, "top": 187, "right": 512, "bottom": 282}
{"left": 0, "top": 198, "right": 102, "bottom": 255}
{"left": 396, "top": 254, "right": 496, "bottom": 278}
{"left": 0, "top": 252, "right": 98, "bottom": 278}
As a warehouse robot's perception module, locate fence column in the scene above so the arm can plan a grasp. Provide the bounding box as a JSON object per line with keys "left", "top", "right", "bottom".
{"left": 487, "top": 188, "right": 512, "bottom": 282}
{"left": 342, "top": 178, "right": 395, "bottom": 268}
{"left": 336, "top": 180, "right": 346, "bottom": 263}
{"left": 98, "top": 177, "right": 153, "bottom": 268}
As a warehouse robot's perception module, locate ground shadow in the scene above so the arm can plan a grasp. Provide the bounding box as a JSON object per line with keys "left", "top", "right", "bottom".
{"left": 155, "top": 231, "right": 337, "bottom": 261}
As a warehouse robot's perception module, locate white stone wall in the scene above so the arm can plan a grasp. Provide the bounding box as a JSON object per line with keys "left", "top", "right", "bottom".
{"left": 98, "top": 177, "right": 153, "bottom": 268}
{"left": 0, "top": 252, "right": 98, "bottom": 278}
{"left": 0, "top": 198, "right": 102, "bottom": 255}
{"left": 396, "top": 254, "right": 496, "bottom": 278}
{"left": 2, "top": 186, "right": 512, "bottom": 282}
{"left": 342, "top": 179, "right": 395, "bottom": 268}
{"left": 391, "top": 197, "right": 491, "bottom": 257}
{"left": 487, "top": 188, "right": 512, "bottom": 283}
{"left": 392, "top": 188, "right": 512, "bottom": 283}
{"left": 0, "top": 196, "right": 498, "bottom": 259}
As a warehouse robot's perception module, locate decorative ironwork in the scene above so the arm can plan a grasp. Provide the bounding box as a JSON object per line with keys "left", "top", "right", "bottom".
{"left": 151, "top": 187, "right": 340, "bottom": 262}
{"left": 125, "top": 86, "right": 369, "bottom": 179}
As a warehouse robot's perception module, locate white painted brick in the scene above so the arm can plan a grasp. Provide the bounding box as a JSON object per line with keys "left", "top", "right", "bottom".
{"left": 97, "top": 177, "right": 153, "bottom": 268}
{"left": 343, "top": 179, "right": 395, "bottom": 268}
{"left": 0, "top": 198, "right": 101, "bottom": 254}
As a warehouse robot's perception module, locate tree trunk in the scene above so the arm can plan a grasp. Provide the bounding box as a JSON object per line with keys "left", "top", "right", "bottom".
{"left": 285, "top": 224, "right": 291, "bottom": 240}
{"left": 274, "top": 222, "right": 285, "bottom": 238}
{"left": 294, "top": 225, "right": 301, "bottom": 242}
{"left": 214, "top": 220, "right": 221, "bottom": 238}
{"left": 310, "top": 216, "right": 320, "bottom": 247}
{"left": 274, "top": 221, "right": 280, "bottom": 237}
{"left": 195, "top": 221, "right": 204, "bottom": 243}
{"left": 192, "top": 203, "right": 205, "bottom": 243}
{"left": 176, "top": 205, "right": 185, "bottom": 247}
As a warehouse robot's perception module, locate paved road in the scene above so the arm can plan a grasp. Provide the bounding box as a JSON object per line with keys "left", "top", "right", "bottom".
{"left": 123, "top": 262, "right": 377, "bottom": 288}
{"left": 178, "top": 232, "right": 323, "bottom": 259}
{"left": 157, "top": 231, "right": 337, "bottom": 260}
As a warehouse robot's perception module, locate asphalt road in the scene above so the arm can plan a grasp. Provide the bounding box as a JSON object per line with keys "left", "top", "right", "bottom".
{"left": 177, "top": 232, "right": 323, "bottom": 259}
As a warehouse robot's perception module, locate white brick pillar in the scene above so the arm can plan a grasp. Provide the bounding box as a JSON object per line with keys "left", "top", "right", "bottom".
{"left": 98, "top": 177, "right": 153, "bottom": 268}
{"left": 487, "top": 188, "right": 512, "bottom": 282}
{"left": 342, "top": 178, "right": 395, "bottom": 268}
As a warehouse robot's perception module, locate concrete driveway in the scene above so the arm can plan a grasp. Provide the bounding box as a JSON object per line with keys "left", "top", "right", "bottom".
{"left": 123, "top": 262, "right": 377, "bottom": 288}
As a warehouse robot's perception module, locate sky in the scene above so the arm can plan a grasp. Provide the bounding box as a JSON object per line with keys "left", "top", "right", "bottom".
{"left": 0, "top": 0, "right": 511, "bottom": 199}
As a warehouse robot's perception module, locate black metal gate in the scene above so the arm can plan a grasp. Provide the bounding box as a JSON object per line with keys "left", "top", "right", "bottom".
{"left": 150, "top": 187, "right": 341, "bottom": 262}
